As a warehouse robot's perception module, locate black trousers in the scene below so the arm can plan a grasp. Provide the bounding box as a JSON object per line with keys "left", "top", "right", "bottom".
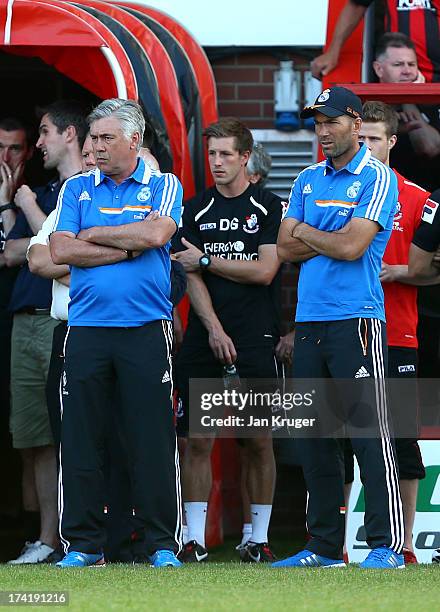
{"left": 59, "top": 321, "right": 182, "bottom": 556}
{"left": 46, "top": 321, "right": 68, "bottom": 452}
{"left": 293, "top": 319, "right": 404, "bottom": 559}
{"left": 46, "top": 321, "right": 136, "bottom": 561}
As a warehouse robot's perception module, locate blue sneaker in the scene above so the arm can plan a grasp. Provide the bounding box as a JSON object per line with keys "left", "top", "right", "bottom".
{"left": 56, "top": 551, "right": 105, "bottom": 568}
{"left": 150, "top": 550, "right": 182, "bottom": 568}
{"left": 359, "top": 547, "right": 405, "bottom": 569}
{"left": 272, "top": 549, "right": 346, "bottom": 568}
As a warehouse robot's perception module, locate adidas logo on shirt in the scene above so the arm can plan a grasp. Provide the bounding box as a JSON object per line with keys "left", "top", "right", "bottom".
{"left": 355, "top": 366, "right": 370, "bottom": 378}
{"left": 162, "top": 371, "right": 171, "bottom": 383}
{"left": 79, "top": 190, "right": 91, "bottom": 202}
{"left": 303, "top": 183, "right": 312, "bottom": 194}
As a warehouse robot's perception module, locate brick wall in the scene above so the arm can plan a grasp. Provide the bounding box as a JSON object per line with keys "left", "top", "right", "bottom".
{"left": 211, "top": 51, "right": 309, "bottom": 129}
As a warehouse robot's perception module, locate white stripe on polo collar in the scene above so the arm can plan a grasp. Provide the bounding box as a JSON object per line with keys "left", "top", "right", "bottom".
{"left": 353, "top": 146, "right": 371, "bottom": 175}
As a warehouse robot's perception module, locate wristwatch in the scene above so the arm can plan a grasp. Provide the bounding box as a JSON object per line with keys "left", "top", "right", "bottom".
{"left": 199, "top": 253, "right": 211, "bottom": 269}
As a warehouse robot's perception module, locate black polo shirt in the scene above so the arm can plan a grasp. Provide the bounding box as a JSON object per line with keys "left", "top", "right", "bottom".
{"left": 7, "top": 179, "right": 61, "bottom": 313}
{"left": 173, "top": 183, "right": 283, "bottom": 348}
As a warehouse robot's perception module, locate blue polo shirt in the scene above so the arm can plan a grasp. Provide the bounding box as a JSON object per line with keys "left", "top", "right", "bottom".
{"left": 53, "top": 158, "right": 182, "bottom": 327}
{"left": 286, "top": 144, "right": 397, "bottom": 322}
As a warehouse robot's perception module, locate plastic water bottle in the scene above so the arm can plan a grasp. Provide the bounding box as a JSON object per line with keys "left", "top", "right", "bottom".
{"left": 223, "top": 364, "right": 240, "bottom": 390}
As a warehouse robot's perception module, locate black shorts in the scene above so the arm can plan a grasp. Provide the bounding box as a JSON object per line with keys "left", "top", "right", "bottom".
{"left": 389, "top": 347, "right": 425, "bottom": 480}
{"left": 175, "top": 342, "right": 282, "bottom": 437}
{"left": 345, "top": 346, "right": 425, "bottom": 482}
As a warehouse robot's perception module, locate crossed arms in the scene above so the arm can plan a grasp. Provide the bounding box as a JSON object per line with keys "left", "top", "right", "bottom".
{"left": 276, "top": 216, "right": 380, "bottom": 263}
{"left": 50, "top": 212, "right": 176, "bottom": 267}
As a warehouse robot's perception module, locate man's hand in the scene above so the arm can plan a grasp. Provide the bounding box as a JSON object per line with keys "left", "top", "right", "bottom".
{"left": 275, "top": 331, "right": 295, "bottom": 365}
{"left": 398, "top": 104, "right": 429, "bottom": 134}
{"left": 0, "top": 161, "right": 22, "bottom": 204}
{"left": 311, "top": 49, "right": 338, "bottom": 78}
{"left": 379, "top": 262, "right": 397, "bottom": 283}
{"left": 139, "top": 147, "right": 159, "bottom": 171}
{"left": 14, "top": 184, "right": 38, "bottom": 211}
{"left": 208, "top": 326, "right": 237, "bottom": 365}
{"left": 174, "top": 237, "right": 203, "bottom": 272}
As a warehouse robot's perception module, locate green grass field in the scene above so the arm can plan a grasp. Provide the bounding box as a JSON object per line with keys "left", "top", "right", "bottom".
{"left": 0, "top": 559, "right": 438, "bottom": 611}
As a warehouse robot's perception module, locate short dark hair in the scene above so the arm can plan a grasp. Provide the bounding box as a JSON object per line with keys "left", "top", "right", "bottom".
{"left": 37, "top": 100, "right": 89, "bottom": 148}
{"left": 375, "top": 32, "right": 416, "bottom": 60}
{"left": 204, "top": 117, "right": 253, "bottom": 154}
{"left": 0, "top": 117, "right": 34, "bottom": 146}
{"left": 362, "top": 101, "right": 399, "bottom": 138}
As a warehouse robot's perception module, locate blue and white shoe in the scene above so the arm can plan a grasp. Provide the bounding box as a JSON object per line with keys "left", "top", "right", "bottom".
{"left": 56, "top": 551, "right": 105, "bottom": 568}
{"left": 359, "top": 547, "right": 405, "bottom": 569}
{"left": 150, "top": 550, "right": 182, "bottom": 568}
{"left": 272, "top": 549, "right": 346, "bottom": 568}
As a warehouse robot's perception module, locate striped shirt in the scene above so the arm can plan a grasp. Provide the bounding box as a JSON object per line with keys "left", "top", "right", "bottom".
{"left": 286, "top": 143, "right": 398, "bottom": 322}
{"left": 354, "top": 0, "right": 440, "bottom": 82}
{"left": 53, "top": 158, "right": 182, "bottom": 327}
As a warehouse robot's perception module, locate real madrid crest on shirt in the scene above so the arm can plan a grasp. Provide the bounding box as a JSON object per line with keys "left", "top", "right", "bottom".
{"left": 317, "top": 89, "right": 330, "bottom": 102}
{"left": 346, "top": 181, "right": 361, "bottom": 199}
{"left": 137, "top": 186, "right": 151, "bottom": 202}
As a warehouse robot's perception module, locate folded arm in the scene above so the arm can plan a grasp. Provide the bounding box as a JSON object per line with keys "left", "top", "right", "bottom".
{"left": 50, "top": 231, "right": 130, "bottom": 268}
{"left": 293, "top": 217, "right": 380, "bottom": 261}
{"left": 28, "top": 243, "right": 70, "bottom": 280}
{"left": 276, "top": 218, "right": 319, "bottom": 263}
{"left": 76, "top": 215, "right": 176, "bottom": 251}
{"left": 407, "top": 243, "right": 440, "bottom": 284}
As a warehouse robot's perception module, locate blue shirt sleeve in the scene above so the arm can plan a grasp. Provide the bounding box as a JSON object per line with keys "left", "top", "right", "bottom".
{"left": 53, "top": 177, "right": 82, "bottom": 235}
{"left": 152, "top": 173, "right": 183, "bottom": 228}
{"left": 353, "top": 163, "right": 397, "bottom": 230}
{"left": 284, "top": 174, "right": 305, "bottom": 222}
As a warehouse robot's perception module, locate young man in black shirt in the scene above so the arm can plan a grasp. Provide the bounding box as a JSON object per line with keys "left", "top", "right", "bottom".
{"left": 174, "top": 118, "right": 283, "bottom": 562}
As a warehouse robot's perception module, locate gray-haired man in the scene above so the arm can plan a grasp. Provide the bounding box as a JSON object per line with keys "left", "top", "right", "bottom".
{"left": 50, "top": 99, "right": 183, "bottom": 568}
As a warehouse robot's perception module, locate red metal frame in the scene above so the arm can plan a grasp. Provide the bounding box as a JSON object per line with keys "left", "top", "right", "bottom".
{"left": 73, "top": 0, "right": 195, "bottom": 198}
{"left": 1, "top": 0, "right": 138, "bottom": 100}
{"left": 117, "top": 2, "right": 218, "bottom": 188}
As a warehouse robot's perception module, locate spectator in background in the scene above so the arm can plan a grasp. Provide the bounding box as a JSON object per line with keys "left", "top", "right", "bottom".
{"left": 5, "top": 100, "right": 87, "bottom": 564}
{"left": 372, "top": 33, "right": 440, "bottom": 192}
{"left": 247, "top": 142, "right": 272, "bottom": 186}
{"left": 0, "top": 118, "right": 33, "bottom": 533}
{"left": 311, "top": 0, "right": 440, "bottom": 83}
{"left": 371, "top": 32, "right": 440, "bottom": 400}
